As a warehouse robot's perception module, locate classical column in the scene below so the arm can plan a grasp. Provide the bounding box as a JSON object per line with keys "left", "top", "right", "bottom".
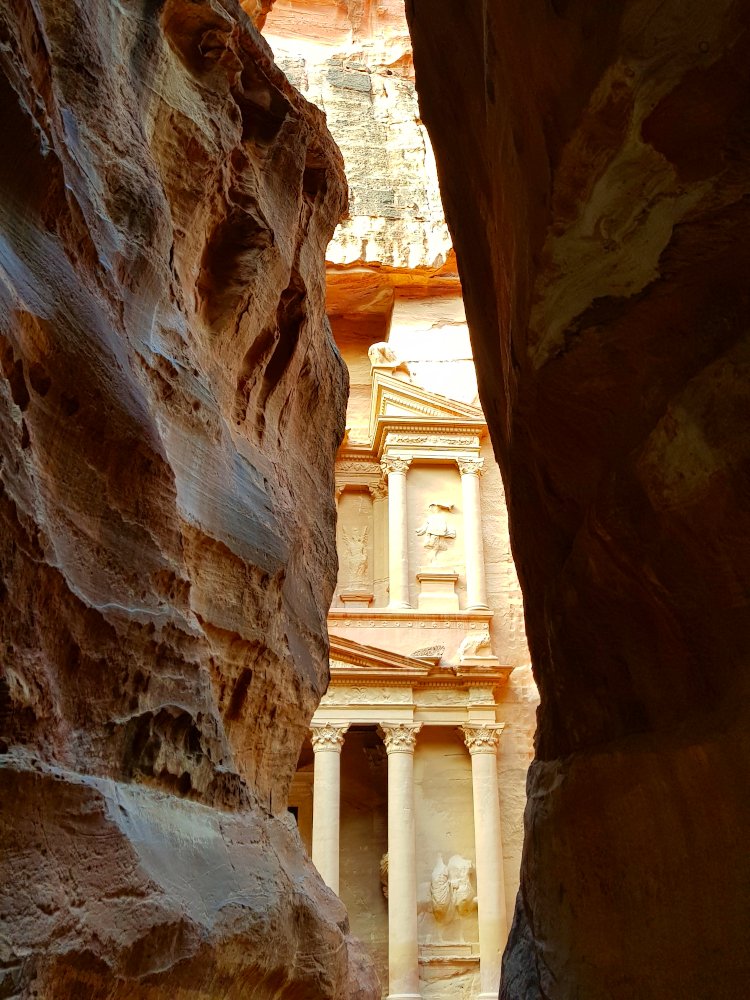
{"left": 457, "top": 458, "right": 489, "bottom": 610}
{"left": 381, "top": 457, "right": 412, "bottom": 609}
{"left": 380, "top": 722, "right": 422, "bottom": 1000}
{"left": 310, "top": 722, "right": 349, "bottom": 894}
{"left": 462, "top": 723, "right": 507, "bottom": 1000}
{"left": 369, "top": 478, "right": 390, "bottom": 607}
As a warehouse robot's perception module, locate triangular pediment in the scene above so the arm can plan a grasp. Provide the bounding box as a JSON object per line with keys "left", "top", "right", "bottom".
{"left": 370, "top": 372, "right": 485, "bottom": 432}
{"left": 329, "top": 635, "right": 433, "bottom": 675}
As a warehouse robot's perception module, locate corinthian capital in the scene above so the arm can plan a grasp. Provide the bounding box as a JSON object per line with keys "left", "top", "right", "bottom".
{"left": 381, "top": 456, "right": 411, "bottom": 477}
{"left": 310, "top": 722, "right": 349, "bottom": 752}
{"left": 369, "top": 478, "right": 388, "bottom": 501}
{"left": 461, "top": 723, "right": 504, "bottom": 754}
{"left": 457, "top": 457, "right": 484, "bottom": 477}
{"left": 379, "top": 723, "right": 422, "bottom": 754}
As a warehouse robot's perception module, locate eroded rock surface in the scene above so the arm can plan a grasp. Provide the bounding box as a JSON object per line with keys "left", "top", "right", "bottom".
{"left": 407, "top": 1, "right": 750, "bottom": 998}
{"left": 0, "top": 0, "right": 377, "bottom": 996}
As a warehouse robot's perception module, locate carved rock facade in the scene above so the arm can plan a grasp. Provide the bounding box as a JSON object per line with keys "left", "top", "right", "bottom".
{"left": 0, "top": 1, "right": 378, "bottom": 996}
{"left": 407, "top": 2, "right": 750, "bottom": 998}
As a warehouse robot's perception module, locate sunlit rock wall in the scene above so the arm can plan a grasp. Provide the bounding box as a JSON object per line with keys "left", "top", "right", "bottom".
{"left": 407, "top": 1, "right": 750, "bottom": 998}
{"left": 264, "top": 0, "right": 452, "bottom": 273}
{"left": 0, "top": 0, "right": 378, "bottom": 996}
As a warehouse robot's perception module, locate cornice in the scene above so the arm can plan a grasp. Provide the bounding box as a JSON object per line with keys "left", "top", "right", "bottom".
{"left": 328, "top": 609, "right": 493, "bottom": 622}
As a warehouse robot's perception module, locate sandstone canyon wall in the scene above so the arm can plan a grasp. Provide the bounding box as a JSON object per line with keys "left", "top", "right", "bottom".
{"left": 407, "top": 1, "right": 750, "bottom": 998}
{"left": 0, "top": 1, "right": 378, "bottom": 996}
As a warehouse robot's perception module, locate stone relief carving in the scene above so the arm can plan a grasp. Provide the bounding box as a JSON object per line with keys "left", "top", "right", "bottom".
{"left": 335, "top": 459, "right": 380, "bottom": 475}
{"left": 383, "top": 854, "right": 478, "bottom": 918}
{"left": 412, "top": 643, "right": 445, "bottom": 660}
{"left": 416, "top": 503, "right": 456, "bottom": 562}
{"left": 413, "top": 688, "right": 466, "bottom": 706}
{"left": 320, "top": 686, "right": 412, "bottom": 705}
{"left": 341, "top": 524, "right": 369, "bottom": 584}
{"left": 428, "top": 855, "right": 477, "bottom": 921}
{"left": 368, "top": 342, "right": 411, "bottom": 376}
{"left": 458, "top": 629, "right": 492, "bottom": 660}
{"left": 389, "top": 434, "right": 478, "bottom": 448}
{"left": 467, "top": 686, "right": 496, "bottom": 705}
{"left": 368, "top": 342, "right": 398, "bottom": 366}
{"left": 368, "top": 479, "right": 388, "bottom": 501}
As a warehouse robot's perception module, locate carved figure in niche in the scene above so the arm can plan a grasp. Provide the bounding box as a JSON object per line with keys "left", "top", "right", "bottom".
{"left": 416, "top": 503, "right": 456, "bottom": 562}
{"left": 429, "top": 856, "right": 452, "bottom": 919}
{"left": 341, "top": 524, "right": 369, "bottom": 584}
{"left": 423, "top": 854, "right": 478, "bottom": 921}
{"left": 449, "top": 855, "right": 477, "bottom": 916}
{"left": 458, "top": 630, "right": 492, "bottom": 660}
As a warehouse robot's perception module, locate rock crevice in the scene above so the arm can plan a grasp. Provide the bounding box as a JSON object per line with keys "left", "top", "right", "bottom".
{"left": 407, "top": 1, "right": 750, "bottom": 997}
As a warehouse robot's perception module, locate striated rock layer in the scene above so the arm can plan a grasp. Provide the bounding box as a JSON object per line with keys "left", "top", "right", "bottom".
{"left": 0, "top": 0, "right": 378, "bottom": 996}
{"left": 407, "top": 1, "right": 750, "bottom": 998}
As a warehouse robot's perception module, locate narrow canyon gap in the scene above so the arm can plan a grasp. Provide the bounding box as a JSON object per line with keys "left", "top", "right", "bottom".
{"left": 0, "top": 0, "right": 379, "bottom": 996}
{"left": 406, "top": 1, "right": 750, "bottom": 999}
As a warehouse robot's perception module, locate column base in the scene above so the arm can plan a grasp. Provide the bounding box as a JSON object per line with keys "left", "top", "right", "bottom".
{"left": 477, "top": 994, "right": 499, "bottom": 1000}
{"left": 387, "top": 601, "right": 412, "bottom": 609}
{"left": 386, "top": 995, "right": 422, "bottom": 1000}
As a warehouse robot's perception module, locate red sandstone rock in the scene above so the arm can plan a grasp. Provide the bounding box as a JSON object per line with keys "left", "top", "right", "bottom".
{"left": 407, "top": 1, "right": 750, "bottom": 998}
{"left": 0, "top": 0, "right": 377, "bottom": 996}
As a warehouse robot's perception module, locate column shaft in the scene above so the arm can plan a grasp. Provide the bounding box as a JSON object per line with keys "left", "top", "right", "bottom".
{"left": 458, "top": 459, "right": 488, "bottom": 610}
{"left": 381, "top": 723, "right": 422, "bottom": 1000}
{"left": 382, "top": 458, "right": 411, "bottom": 608}
{"left": 463, "top": 725, "right": 507, "bottom": 1000}
{"left": 370, "top": 479, "right": 389, "bottom": 606}
{"left": 311, "top": 724, "right": 348, "bottom": 894}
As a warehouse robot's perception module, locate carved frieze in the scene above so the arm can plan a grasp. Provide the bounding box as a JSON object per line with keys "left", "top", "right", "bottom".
{"left": 467, "top": 686, "right": 496, "bottom": 705}
{"left": 320, "top": 686, "right": 412, "bottom": 705}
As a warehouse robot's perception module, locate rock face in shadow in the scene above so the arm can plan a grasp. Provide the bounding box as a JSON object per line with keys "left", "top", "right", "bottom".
{"left": 0, "top": 0, "right": 378, "bottom": 996}
{"left": 407, "top": 1, "right": 750, "bottom": 998}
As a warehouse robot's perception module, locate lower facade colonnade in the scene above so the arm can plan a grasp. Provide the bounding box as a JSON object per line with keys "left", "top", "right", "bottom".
{"left": 380, "top": 723, "right": 422, "bottom": 1000}
{"left": 310, "top": 722, "right": 349, "bottom": 894}
{"left": 462, "top": 724, "right": 507, "bottom": 1000}
{"left": 306, "top": 713, "right": 508, "bottom": 999}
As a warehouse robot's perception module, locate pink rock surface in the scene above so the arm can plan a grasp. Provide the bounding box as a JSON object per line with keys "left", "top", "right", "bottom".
{"left": 0, "top": 0, "right": 378, "bottom": 996}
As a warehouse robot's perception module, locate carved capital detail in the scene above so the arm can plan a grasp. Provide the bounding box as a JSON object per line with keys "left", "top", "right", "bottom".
{"left": 381, "top": 456, "right": 411, "bottom": 477}
{"left": 461, "top": 723, "right": 504, "bottom": 754}
{"left": 310, "top": 722, "right": 349, "bottom": 752}
{"left": 369, "top": 478, "right": 389, "bottom": 501}
{"left": 379, "top": 722, "right": 422, "bottom": 754}
{"left": 457, "top": 458, "right": 484, "bottom": 477}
